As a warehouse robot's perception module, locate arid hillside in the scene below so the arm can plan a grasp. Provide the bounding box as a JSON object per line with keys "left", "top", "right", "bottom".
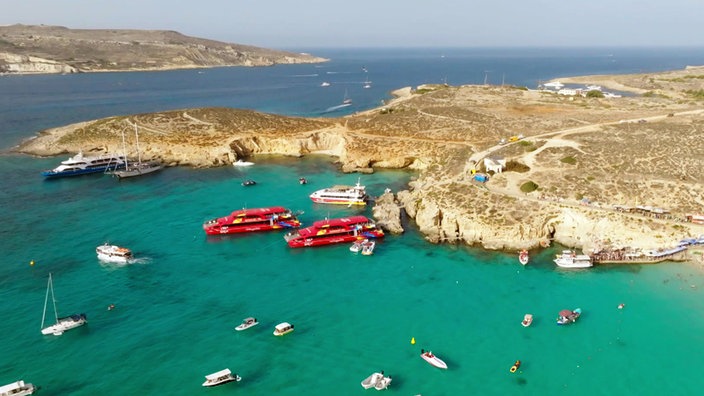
{"left": 0, "top": 24, "right": 327, "bottom": 74}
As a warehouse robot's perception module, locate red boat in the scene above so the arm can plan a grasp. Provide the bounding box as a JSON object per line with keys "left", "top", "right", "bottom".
{"left": 284, "top": 215, "right": 384, "bottom": 248}
{"left": 203, "top": 207, "right": 301, "bottom": 235}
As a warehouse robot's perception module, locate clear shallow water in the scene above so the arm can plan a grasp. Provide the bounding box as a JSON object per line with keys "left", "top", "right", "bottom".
{"left": 2, "top": 48, "right": 704, "bottom": 395}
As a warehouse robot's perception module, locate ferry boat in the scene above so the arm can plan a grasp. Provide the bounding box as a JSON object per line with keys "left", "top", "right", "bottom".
{"left": 309, "top": 178, "right": 368, "bottom": 205}
{"left": 554, "top": 250, "right": 593, "bottom": 268}
{"left": 203, "top": 207, "right": 301, "bottom": 235}
{"left": 284, "top": 215, "right": 384, "bottom": 248}
{"left": 42, "top": 152, "right": 126, "bottom": 178}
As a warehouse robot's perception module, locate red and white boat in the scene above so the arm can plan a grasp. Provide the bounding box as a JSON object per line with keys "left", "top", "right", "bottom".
{"left": 420, "top": 350, "right": 448, "bottom": 369}
{"left": 519, "top": 249, "right": 529, "bottom": 265}
{"left": 284, "top": 215, "right": 384, "bottom": 248}
{"left": 309, "top": 178, "right": 368, "bottom": 205}
{"left": 203, "top": 207, "right": 300, "bottom": 235}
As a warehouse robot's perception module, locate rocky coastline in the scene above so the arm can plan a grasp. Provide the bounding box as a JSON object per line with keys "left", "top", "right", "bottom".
{"left": 15, "top": 67, "right": 704, "bottom": 259}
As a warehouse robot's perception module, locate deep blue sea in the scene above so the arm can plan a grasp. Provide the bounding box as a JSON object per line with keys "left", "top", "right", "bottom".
{"left": 2, "top": 48, "right": 704, "bottom": 395}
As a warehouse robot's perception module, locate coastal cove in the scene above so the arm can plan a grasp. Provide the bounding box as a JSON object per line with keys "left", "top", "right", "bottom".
{"left": 3, "top": 48, "right": 704, "bottom": 394}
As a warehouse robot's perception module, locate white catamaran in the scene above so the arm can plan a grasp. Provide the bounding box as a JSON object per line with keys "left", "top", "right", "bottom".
{"left": 40, "top": 273, "right": 87, "bottom": 336}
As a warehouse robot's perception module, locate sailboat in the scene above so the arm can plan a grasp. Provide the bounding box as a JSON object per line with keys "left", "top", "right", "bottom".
{"left": 111, "top": 124, "right": 163, "bottom": 179}
{"left": 363, "top": 75, "right": 372, "bottom": 89}
{"left": 342, "top": 89, "right": 352, "bottom": 105}
{"left": 40, "top": 273, "right": 87, "bottom": 336}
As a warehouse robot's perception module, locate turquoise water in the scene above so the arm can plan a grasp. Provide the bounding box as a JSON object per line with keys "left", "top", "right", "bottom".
{"left": 2, "top": 154, "right": 704, "bottom": 395}
{"left": 3, "top": 48, "right": 704, "bottom": 394}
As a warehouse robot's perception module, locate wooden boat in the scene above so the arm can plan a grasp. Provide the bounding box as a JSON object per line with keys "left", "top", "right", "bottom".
{"left": 420, "top": 350, "right": 448, "bottom": 369}
{"left": 521, "top": 314, "right": 533, "bottom": 327}
{"left": 557, "top": 308, "right": 581, "bottom": 325}
{"left": 235, "top": 317, "right": 258, "bottom": 331}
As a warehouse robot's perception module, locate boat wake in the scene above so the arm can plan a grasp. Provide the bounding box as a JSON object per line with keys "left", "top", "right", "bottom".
{"left": 292, "top": 73, "right": 319, "bottom": 77}
{"left": 323, "top": 103, "right": 352, "bottom": 113}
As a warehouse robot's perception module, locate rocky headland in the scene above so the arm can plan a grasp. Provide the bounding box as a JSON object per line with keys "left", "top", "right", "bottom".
{"left": 15, "top": 66, "right": 704, "bottom": 257}
{"left": 0, "top": 24, "right": 326, "bottom": 74}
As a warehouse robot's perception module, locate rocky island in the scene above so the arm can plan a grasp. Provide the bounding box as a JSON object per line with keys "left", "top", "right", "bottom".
{"left": 15, "top": 66, "right": 704, "bottom": 260}
{"left": 0, "top": 24, "right": 326, "bottom": 74}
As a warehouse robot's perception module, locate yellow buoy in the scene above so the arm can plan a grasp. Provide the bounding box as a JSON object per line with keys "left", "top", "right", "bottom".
{"left": 30, "top": 260, "right": 35, "bottom": 266}
{"left": 411, "top": 337, "right": 416, "bottom": 345}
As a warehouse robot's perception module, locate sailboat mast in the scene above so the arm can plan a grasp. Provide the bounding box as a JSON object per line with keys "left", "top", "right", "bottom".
{"left": 134, "top": 124, "right": 142, "bottom": 165}
{"left": 50, "top": 274, "right": 59, "bottom": 323}
{"left": 121, "top": 127, "right": 129, "bottom": 169}
{"left": 41, "top": 273, "right": 51, "bottom": 329}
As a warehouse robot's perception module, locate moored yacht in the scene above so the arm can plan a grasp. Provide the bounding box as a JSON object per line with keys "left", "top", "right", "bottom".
{"left": 309, "top": 178, "right": 368, "bottom": 205}
{"left": 284, "top": 216, "right": 384, "bottom": 248}
{"left": 42, "top": 152, "right": 126, "bottom": 178}
{"left": 203, "top": 207, "right": 301, "bottom": 235}
{"left": 554, "top": 250, "right": 593, "bottom": 268}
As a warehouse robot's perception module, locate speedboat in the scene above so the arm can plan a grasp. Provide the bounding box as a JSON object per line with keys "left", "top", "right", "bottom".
{"left": 361, "top": 240, "right": 376, "bottom": 256}
{"left": 299, "top": 177, "right": 308, "bottom": 184}
{"left": 233, "top": 159, "right": 254, "bottom": 167}
{"left": 521, "top": 314, "right": 533, "bottom": 327}
{"left": 235, "top": 317, "right": 259, "bottom": 331}
{"left": 42, "top": 151, "right": 126, "bottom": 178}
{"left": 557, "top": 308, "right": 582, "bottom": 325}
{"left": 0, "top": 380, "right": 37, "bottom": 396}
{"left": 203, "top": 206, "right": 300, "bottom": 235}
{"left": 242, "top": 179, "right": 256, "bottom": 186}
{"left": 360, "top": 372, "right": 383, "bottom": 389}
{"left": 202, "top": 368, "right": 241, "bottom": 387}
{"left": 420, "top": 350, "right": 448, "bottom": 369}
{"left": 309, "top": 178, "right": 367, "bottom": 205}
{"left": 321, "top": 82, "right": 331, "bottom": 87}
{"left": 284, "top": 216, "right": 384, "bottom": 248}
{"left": 273, "top": 322, "right": 294, "bottom": 336}
{"left": 350, "top": 239, "right": 365, "bottom": 253}
{"left": 554, "top": 250, "right": 593, "bottom": 268}
{"left": 360, "top": 372, "right": 391, "bottom": 390}
{"left": 96, "top": 243, "right": 133, "bottom": 264}
{"left": 519, "top": 249, "right": 529, "bottom": 265}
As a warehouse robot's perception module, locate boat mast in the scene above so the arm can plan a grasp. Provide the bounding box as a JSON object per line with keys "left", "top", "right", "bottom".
{"left": 121, "top": 127, "right": 129, "bottom": 169}
{"left": 134, "top": 124, "right": 142, "bottom": 166}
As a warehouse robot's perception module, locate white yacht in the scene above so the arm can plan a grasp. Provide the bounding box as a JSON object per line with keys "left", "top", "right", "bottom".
{"left": 554, "top": 250, "right": 593, "bottom": 268}
{"left": 42, "top": 152, "right": 126, "bottom": 178}
{"left": 309, "top": 178, "right": 368, "bottom": 205}
{"left": 96, "top": 243, "right": 134, "bottom": 264}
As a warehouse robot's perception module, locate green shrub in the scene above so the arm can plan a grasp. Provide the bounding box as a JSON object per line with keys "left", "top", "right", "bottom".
{"left": 560, "top": 156, "right": 577, "bottom": 165}
{"left": 520, "top": 181, "right": 539, "bottom": 193}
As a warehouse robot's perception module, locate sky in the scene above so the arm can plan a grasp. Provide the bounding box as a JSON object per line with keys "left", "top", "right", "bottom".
{"left": 1, "top": 0, "right": 703, "bottom": 50}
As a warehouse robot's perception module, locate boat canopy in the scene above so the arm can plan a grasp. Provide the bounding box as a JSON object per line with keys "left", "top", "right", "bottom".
{"left": 205, "top": 368, "right": 231, "bottom": 380}
{"left": 275, "top": 322, "right": 292, "bottom": 331}
{"left": 559, "top": 309, "right": 573, "bottom": 317}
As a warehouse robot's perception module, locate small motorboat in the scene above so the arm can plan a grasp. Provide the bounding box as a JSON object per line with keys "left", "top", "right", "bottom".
{"left": 273, "top": 322, "right": 294, "bottom": 336}
{"left": 233, "top": 159, "right": 254, "bottom": 167}
{"left": 242, "top": 179, "right": 256, "bottom": 186}
{"left": 557, "top": 308, "right": 582, "bottom": 325}
{"left": 202, "top": 368, "right": 241, "bottom": 387}
{"left": 96, "top": 243, "right": 133, "bottom": 264}
{"left": 375, "top": 375, "right": 392, "bottom": 390}
{"left": 235, "top": 317, "right": 259, "bottom": 331}
{"left": 299, "top": 177, "right": 308, "bottom": 185}
{"left": 420, "top": 350, "right": 448, "bottom": 369}
{"left": 509, "top": 360, "right": 521, "bottom": 373}
{"left": 350, "top": 239, "right": 365, "bottom": 253}
{"left": 361, "top": 240, "right": 376, "bottom": 256}
{"left": 519, "top": 249, "right": 529, "bottom": 265}
{"left": 321, "top": 82, "right": 331, "bottom": 87}
{"left": 521, "top": 314, "right": 533, "bottom": 327}
{"left": 360, "top": 372, "right": 383, "bottom": 390}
